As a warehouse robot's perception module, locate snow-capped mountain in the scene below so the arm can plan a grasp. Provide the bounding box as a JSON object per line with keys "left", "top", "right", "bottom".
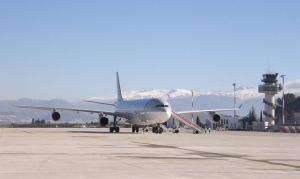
{"left": 90, "top": 79, "right": 300, "bottom": 101}
{"left": 90, "top": 87, "right": 262, "bottom": 101}
{"left": 88, "top": 89, "right": 187, "bottom": 101}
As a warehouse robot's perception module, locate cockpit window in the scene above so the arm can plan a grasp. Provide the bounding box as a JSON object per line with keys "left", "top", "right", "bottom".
{"left": 156, "top": 104, "right": 169, "bottom": 108}
{"left": 145, "top": 99, "right": 170, "bottom": 110}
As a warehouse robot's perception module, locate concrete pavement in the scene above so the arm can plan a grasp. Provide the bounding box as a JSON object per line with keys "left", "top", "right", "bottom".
{"left": 0, "top": 128, "right": 299, "bottom": 179}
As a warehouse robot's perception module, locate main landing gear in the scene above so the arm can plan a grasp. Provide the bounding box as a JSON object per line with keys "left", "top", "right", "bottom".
{"left": 152, "top": 126, "right": 163, "bottom": 134}
{"left": 110, "top": 116, "right": 120, "bottom": 133}
{"left": 132, "top": 125, "right": 139, "bottom": 133}
{"left": 109, "top": 127, "right": 120, "bottom": 133}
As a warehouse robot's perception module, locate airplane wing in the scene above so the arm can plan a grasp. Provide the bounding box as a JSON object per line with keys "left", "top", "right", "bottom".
{"left": 15, "top": 105, "right": 116, "bottom": 116}
{"left": 176, "top": 108, "right": 239, "bottom": 115}
{"left": 83, "top": 100, "right": 116, "bottom": 107}
{"left": 172, "top": 111, "right": 203, "bottom": 132}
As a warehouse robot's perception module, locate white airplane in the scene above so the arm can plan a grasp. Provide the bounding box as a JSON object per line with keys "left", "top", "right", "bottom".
{"left": 16, "top": 72, "right": 237, "bottom": 133}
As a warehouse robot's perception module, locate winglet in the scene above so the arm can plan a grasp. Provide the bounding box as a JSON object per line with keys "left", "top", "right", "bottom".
{"left": 116, "top": 72, "right": 123, "bottom": 101}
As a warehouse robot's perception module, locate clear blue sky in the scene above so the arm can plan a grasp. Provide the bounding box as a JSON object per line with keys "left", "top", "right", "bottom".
{"left": 0, "top": 0, "right": 299, "bottom": 100}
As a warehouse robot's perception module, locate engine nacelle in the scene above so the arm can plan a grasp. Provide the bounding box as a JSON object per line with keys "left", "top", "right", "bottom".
{"left": 52, "top": 112, "right": 61, "bottom": 121}
{"left": 212, "top": 114, "right": 221, "bottom": 123}
{"left": 100, "top": 117, "right": 109, "bottom": 127}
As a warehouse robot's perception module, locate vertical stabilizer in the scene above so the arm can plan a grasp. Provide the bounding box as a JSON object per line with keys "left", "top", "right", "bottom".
{"left": 116, "top": 72, "right": 123, "bottom": 101}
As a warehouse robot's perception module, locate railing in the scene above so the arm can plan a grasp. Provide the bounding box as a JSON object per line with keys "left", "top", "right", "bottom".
{"left": 258, "top": 85, "right": 280, "bottom": 93}
{"left": 172, "top": 111, "right": 204, "bottom": 133}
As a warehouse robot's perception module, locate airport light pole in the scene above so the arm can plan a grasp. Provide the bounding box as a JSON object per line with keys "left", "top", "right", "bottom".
{"left": 191, "top": 90, "right": 194, "bottom": 124}
{"left": 233, "top": 83, "right": 237, "bottom": 128}
{"left": 280, "top": 75, "right": 286, "bottom": 125}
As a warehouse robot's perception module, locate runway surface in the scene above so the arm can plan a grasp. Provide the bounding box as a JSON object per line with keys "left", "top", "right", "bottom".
{"left": 0, "top": 128, "right": 299, "bottom": 179}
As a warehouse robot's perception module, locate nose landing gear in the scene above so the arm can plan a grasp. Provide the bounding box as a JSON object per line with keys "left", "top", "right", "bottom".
{"left": 193, "top": 130, "right": 199, "bottom": 134}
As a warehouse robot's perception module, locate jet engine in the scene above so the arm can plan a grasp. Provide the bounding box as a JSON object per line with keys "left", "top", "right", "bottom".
{"left": 212, "top": 114, "right": 221, "bottom": 123}
{"left": 52, "top": 112, "right": 61, "bottom": 121}
{"left": 100, "top": 117, "right": 109, "bottom": 127}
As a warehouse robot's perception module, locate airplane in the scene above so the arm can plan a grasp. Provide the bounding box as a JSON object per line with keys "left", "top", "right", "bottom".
{"left": 16, "top": 72, "right": 238, "bottom": 134}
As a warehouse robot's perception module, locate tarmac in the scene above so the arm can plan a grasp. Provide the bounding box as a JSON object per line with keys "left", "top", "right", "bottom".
{"left": 0, "top": 128, "right": 299, "bottom": 179}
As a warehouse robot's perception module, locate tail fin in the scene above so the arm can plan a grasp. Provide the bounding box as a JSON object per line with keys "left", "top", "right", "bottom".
{"left": 116, "top": 72, "right": 123, "bottom": 101}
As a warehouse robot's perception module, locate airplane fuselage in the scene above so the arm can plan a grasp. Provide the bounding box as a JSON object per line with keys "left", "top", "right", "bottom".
{"left": 114, "top": 98, "right": 172, "bottom": 125}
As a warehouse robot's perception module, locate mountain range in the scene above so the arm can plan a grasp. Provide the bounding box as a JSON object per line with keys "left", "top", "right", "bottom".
{"left": 1, "top": 80, "right": 300, "bottom": 124}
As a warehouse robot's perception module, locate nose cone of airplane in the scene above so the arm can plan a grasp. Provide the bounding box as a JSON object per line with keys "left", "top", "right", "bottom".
{"left": 165, "top": 108, "right": 172, "bottom": 121}
{"left": 163, "top": 101, "right": 172, "bottom": 119}
{"left": 157, "top": 99, "right": 172, "bottom": 122}
{"left": 144, "top": 98, "right": 172, "bottom": 123}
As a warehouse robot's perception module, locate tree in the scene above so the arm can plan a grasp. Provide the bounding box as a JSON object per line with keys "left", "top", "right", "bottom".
{"left": 260, "top": 110, "right": 263, "bottom": 122}
{"left": 248, "top": 106, "right": 257, "bottom": 125}
{"left": 240, "top": 106, "right": 257, "bottom": 130}
{"left": 275, "top": 93, "right": 300, "bottom": 124}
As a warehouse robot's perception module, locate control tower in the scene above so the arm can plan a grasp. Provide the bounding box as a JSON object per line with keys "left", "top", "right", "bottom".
{"left": 258, "top": 73, "right": 282, "bottom": 126}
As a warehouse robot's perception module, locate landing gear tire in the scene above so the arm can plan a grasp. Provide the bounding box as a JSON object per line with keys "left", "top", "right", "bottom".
{"left": 132, "top": 126, "right": 139, "bottom": 133}
{"left": 158, "top": 127, "right": 163, "bottom": 134}
{"left": 110, "top": 116, "right": 120, "bottom": 133}
{"left": 152, "top": 127, "right": 156, "bottom": 133}
{"left": 152, "top": 127, "right": 158, "bottom": 133}
{"left": 174, "top": 129, "right": 179, "bottom": 133}
{"left": 193, "top": 130, "right": 199, "bottom": 134}
{"left": 110, "top": 127, "right": 120, "bottom": 133}
{"left": 109, "top": 127, "right": 114, "bottom": 133}
{"left": 152, "top": 127, "right": 163, "bottom": 134}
